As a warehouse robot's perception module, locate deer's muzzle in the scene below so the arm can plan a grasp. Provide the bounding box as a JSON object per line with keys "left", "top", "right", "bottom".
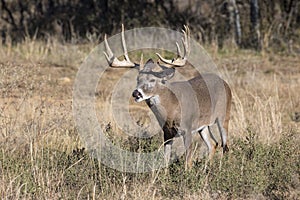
{"left": 132, "top": 89, "right": 143, "bottom": 101}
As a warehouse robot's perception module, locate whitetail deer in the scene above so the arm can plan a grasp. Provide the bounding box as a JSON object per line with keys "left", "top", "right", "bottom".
{"left": 104, "top": 25, "right": 232, "bottom": 170}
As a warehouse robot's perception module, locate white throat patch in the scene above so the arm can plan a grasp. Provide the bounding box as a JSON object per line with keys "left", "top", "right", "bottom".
{"left": 149, "top": 95, "right": 160, "bottom": 105}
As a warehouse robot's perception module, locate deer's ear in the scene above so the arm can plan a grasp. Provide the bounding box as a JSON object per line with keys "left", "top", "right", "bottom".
{"left": 161, "top": 68, "right": 175, "bottom": 82}
{"left": 142, "top": 59, "right": 156, "bottom": 72}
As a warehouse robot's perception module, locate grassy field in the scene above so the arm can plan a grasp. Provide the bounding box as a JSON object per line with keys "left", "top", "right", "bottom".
{"left": 0, "top": 37, "right": 299, "bottom": 199}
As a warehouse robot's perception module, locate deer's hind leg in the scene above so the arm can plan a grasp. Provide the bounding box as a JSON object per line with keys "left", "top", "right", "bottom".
{"left": 208, "top": 126, "right": 218, "bottom": 147}
{"left": 216, "top": 118, "right": 229, "bottom": 153}
{"left": 198, "top": 126, "right": 217, "bottom": 160}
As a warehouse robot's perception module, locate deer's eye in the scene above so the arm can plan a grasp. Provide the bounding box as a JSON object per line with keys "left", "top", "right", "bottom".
{"left": 150, "top": 79, "right": 155, "bottom": 83}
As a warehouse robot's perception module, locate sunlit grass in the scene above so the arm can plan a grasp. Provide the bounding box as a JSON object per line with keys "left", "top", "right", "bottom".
{"left": 0, "top": 37, "right": 299, "bottom": 199}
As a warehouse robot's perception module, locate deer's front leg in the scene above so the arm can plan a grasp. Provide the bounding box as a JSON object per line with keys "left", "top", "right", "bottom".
{"left": 181, "top": 129, "right": 193, "bottom": 170}
{"left": 163, "top": 127, "right": 174, "bottom": 169}
{"left": 164, "top": 140, "right": 173, "bottom": 168}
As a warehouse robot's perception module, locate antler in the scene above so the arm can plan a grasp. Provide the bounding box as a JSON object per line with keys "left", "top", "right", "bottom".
{"left": 156, "top": 25, "right": 190, "bottom": 67}
{"left": 103, "top": 24, "right": 136, "bottom": 68}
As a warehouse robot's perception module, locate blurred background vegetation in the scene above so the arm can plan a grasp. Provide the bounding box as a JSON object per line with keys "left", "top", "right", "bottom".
{"left": 0, "top": 0, "right": 299, "bottom": 52}
{"left": 1, "top": 1, "right": 300, "bottom": 199}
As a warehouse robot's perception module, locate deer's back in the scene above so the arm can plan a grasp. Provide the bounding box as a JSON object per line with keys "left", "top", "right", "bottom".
{"left": 170, "top": 73, "right": 231, "bottom": 129}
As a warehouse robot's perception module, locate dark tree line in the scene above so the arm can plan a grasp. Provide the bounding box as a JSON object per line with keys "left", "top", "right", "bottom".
{"left": 0, "top": 0, "right": 299, "bottom": 51}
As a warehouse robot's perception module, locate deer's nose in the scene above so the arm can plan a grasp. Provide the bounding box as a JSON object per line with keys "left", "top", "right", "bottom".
{"left": 132, "top": 89, "right": 142, "bottom": 98}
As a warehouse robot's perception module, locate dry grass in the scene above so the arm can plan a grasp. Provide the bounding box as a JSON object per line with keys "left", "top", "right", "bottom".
{"left": 218, "top": 53, "right": 300, "bottom": 142}
{"left": 0, "top": 37, "right": 299, "bottom": 199}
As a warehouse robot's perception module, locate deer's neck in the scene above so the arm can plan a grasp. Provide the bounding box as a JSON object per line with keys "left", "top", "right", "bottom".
{"left": 146, "top": 84, "right": 176, "bottom": 108}
{"left": 145, "top": 85, "right": 178, "bottom": 128}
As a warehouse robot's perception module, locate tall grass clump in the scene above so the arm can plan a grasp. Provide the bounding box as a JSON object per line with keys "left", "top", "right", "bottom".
{"left": 209, "top": 129, "right": 299, "bottom": 199}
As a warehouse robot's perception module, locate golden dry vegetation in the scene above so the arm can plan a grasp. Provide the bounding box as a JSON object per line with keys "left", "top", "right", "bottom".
{"left": 0, "top": 38, "right": 299, "bottom": 199}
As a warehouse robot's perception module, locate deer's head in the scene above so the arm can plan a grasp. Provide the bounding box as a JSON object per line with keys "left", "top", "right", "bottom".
{"left": 104, "top": 25, "right": 190, "bottom": 103}
{"left": 132, "top": 59, "right": 175, "bottom": 102}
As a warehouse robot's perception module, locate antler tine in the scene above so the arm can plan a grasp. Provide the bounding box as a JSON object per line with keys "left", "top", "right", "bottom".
{"left": 103, "top": 34, "right": 113, "bottom": 63}
{"left": 175, "top": 42, "right": 182, "bottom": 57}
{"left": 183, "top": 25, "right": 190, "bottom": 56}
{"left": 156, "top": 25, "right": 190, "bottom": 67}
{"left": 155, "top": 52, "right": 172, "bottom": 64}
{"left": 103, "top": 24, "right": 136, "bottom": 68}
{"left": 121, "top": 24, "right": 131, "bottom": 63}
